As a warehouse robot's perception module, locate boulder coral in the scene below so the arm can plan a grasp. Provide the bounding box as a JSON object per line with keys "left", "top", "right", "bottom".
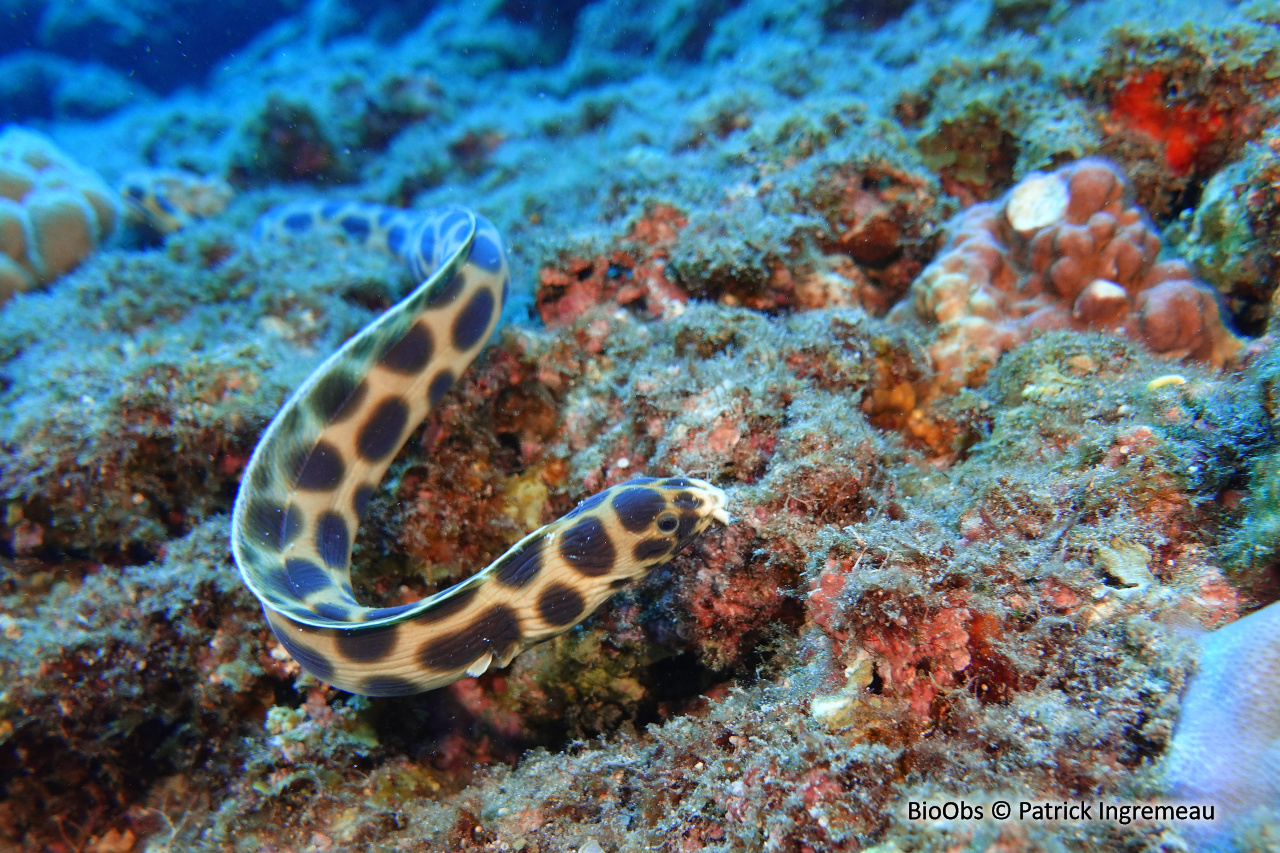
{"left": 899, "top": 158, "right": 1242, "bottom": 393}
{"left": 0, "top": 126, "right": 118, "bottom": 300}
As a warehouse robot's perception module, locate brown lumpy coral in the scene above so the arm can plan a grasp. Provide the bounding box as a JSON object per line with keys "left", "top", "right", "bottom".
{"left": 0, "top": 126, "right": 118, "bottom": 299}
{"left": 898, "top": 158, "right": 1241, "bottom": 393}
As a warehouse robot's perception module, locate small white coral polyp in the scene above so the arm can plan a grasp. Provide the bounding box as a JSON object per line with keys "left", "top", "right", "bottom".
{"left": 904, "top": 158, "right": 1240, "bottom": 392}
{"left": 0, "top": 126, "right": 118, "bottom": 301}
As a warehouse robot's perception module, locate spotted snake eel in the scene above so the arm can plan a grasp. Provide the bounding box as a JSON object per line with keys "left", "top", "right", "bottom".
{"left": 230, "top": 201, "right": 729, "bottom": 696}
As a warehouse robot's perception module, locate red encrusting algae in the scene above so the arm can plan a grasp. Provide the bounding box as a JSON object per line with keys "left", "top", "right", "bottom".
{"left": 1109, "top": 71, "right": 1227, "bottom": 176}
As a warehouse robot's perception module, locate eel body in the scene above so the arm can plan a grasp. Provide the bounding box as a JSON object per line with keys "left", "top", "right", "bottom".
{"left": 231, "top": 201, "right": 729, "bottom": 696}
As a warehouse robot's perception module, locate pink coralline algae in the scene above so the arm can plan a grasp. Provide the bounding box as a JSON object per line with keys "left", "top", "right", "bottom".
{"left": 861, "top": 601, "right": 972, "bottom": 720}
{"left": 898, "top": 159, "right": 1242, "bottom": 392}
{"left": 808, "top": 559, "right": 979, "bottom": 727}
{"left": 684, "top": 524, "right": 794, "bottom": 670}
{"left": 536, "top": 204, "right": 690, "bottom": 327}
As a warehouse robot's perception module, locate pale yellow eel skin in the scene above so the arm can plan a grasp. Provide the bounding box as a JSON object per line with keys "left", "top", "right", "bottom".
{"left": 230, "top": 201, "right": 729, "bottom": 696}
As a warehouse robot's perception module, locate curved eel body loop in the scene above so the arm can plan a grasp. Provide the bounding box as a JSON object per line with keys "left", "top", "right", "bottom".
{"left": 231, "top": 201, "right": 729, "bottom": 696}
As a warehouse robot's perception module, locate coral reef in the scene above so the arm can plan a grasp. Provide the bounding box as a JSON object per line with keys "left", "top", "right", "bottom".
{"left": 899, "top": 158, "right": 1241, "bottom": 393}
{"left": 0, "top": 218, "right": 406, "bottom": 558}
{"left": 4, "top": 0, "right": 1280, "bottom": 850}
{"left": 535, "top": 204, "right": 691, "bottom": 326}
{"left": 232, "top": 96, "right": 348, "bottom": 184}
{"left": 535, "top": 158, "right": 947, "bottom": 326}
{"left": 0, "top": 126, "right": 118, "bottom": 299}
{"left": 0, "top": 51, "right": 144, "bottom": 121}
{"left": 907, "top": 59, "right": 1030, "bottom": 204}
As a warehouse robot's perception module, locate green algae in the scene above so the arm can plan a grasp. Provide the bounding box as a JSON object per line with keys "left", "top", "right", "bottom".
{"left": 1222, "top": 343, "right": 1280, "bottom": 583}
{"left": 1167, "top": 130, "right": 1280, "bottom": 333}
{"left": 1169, "top": 160, "right": 1261, "bottom": 294}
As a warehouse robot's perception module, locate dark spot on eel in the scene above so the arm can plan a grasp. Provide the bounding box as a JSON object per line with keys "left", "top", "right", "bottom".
{"left": 378, "top": 323, "right": 434, "bottom": 374}
{"left": 334, "top": 623, "right": 398, "bottom": 663}
{"left": 493, "top": 538, "right": 542, "bottom": 588}
{"left": 313, "top": 603, "right": 350, "bottom": 621}
{"left": 559, "top": 517, "right": 615, "bottom": 577}
{"left": 292, "top": 440, "right": 346, "bottom": 491}
{"left": 285, "top": 558, "right": 332, "bottom": 595}
{"left": 418, "top": 604, "right": 521, "bottom": 672}
{"left": 612, "top": 487, "right": 665, "bottom": 532}
{"left": 315, "top": 511, "right": 351, "bottom": 569}
{"left": 633, "top": 537, "right": 672, "bottom": 562}
{"left": 243, "top": 499, "right": 301, "bottom": 550}
{"left": 428, "top": 370, "right": 455, "bottom": 407}
{"left": 353, "top": 484, "right": 375, "bottom": 520}
{"left": 417, "top": 584, "right": 480, "bottom": 624}
{"left": 426, "top": 271, "right": 463, "bottom": 307}
{"left": 269, "top": 615, "right": 335, "bottom": 681}
{"left": 537, "top": 582, "right": 585, "bottom": 627}
{"left": 309, "top": 373, "right": 367, "bottom": 424}
{"left": 451, "top": 287, "right": 495, "bottom": 351}
{"left": 360, "top": 675, "right": 419, "bottom": 696}
{"left": 356, "top": 397, "right": 409, "bottom": 461}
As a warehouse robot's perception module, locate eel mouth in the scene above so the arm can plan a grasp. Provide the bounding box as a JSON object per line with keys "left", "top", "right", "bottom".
{"left": 711, "top": 498, "right": 731, "bottom": 526}
{"left": 689, "top": 478, "right": 731, "bottom": 526}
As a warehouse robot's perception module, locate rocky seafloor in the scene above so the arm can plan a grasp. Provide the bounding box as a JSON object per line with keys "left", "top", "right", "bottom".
{"left": 3, "top": 0, "right": 1280, "bottom": 850}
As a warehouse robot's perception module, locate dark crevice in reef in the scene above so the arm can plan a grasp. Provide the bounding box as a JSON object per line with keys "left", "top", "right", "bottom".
{"left": 637, "top": 652, "right": 731, "bottom": 726}
{"left": 499, "top": 0, "right": 595, "bottom": 64}
{"left": 1165, "top": 179, "right": 1204, "bottom": 223}
{"left": 0, "top": 720, "right": 182, "bottom": 849}
{"left": 822, "top": 0, "right": 913, "bottom": 31}
{"left": 363, "top": 643, "right": 781, "bottom": 771}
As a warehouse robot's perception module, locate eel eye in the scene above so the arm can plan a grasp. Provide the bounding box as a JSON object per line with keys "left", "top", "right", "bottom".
{"left": 657, "top": 513, "right": 678, "bottom": 534}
